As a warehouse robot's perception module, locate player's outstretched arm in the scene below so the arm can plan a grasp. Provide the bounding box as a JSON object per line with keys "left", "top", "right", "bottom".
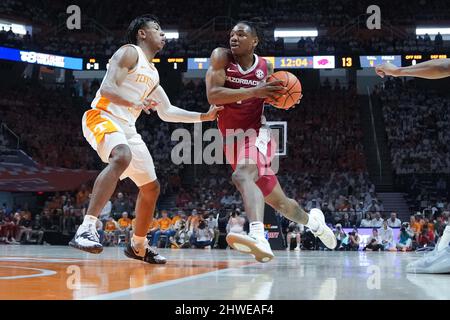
{"left": 99, "top": 46, "right": 157, "bottom": 113}
{"left": 376, "top": 59, "right": 450, "bottom": 79}
{"left": 206, "top": 48, "right": 286, "bottom": 105}
{"left": 151, "top": 86, "right": 223, "bottom": 123}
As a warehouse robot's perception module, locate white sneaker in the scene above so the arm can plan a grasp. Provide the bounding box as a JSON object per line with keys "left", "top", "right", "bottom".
{"left": 226, "top": 233, "right": 274, "bottom": 263}
{"left": 407, "top": 246, "right": 450, "bottom": 274}
{"left": 69, "top": 223, "right": 103, "bottom": 254}
{"left": 294, "top": 246, "right": 301, "bottom": 251}
{"left": 9, "top": 239, "right": 20, "bottom": 245}
{"left": 309, "top": 208, "right": 337, "bottom": 250}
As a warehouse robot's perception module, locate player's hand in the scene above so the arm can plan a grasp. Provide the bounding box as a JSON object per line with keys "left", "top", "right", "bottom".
{"left": 201, "top": 105, "right": 224, "bottom": 122}
{"left": 375, "top": 62, "right": 399, "bottom": 78}
{"left": 253, "top": 80, "right": 287, "bottom": 100}
{"left": 132, "top": 97, "right": 160, "bottom": 114}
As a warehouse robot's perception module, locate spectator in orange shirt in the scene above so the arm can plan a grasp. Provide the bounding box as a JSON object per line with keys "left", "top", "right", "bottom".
{"left": 410, "top": 215, "right": 422, "bottom": 238}
{"left": 148, "top": 215, "right": 160, "bottom": 245}
{"left": 118, "top": 212, "right": 132, "bottom": 244}
{"left": 152, "top": 210, "right": 175, "bottom": 247}
{"left": 171, "top": 210, "right": 182, "bottom": 226}
{"left": 187, "top": 209, "right": 201, "bottom": 236}
{"left": 104, "top": 217, "right": 119, "bottom": 246}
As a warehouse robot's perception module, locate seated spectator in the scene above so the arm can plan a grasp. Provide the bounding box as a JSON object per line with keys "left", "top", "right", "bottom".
{"left": 204, "top": 211, "right": 219, "bottom": 248}
{"left": 152, "top": 210, "right": 175, "bottom": 247}
{"left": 410, "top": 215, "right": 422, "bottom": 238}
{"left": 379, "top": 220, "right": 395, "bottom": 251}
{"left": 191, "top": 219, "right": 214, "bottom": 249}
{"left": 170, "top": 212, "right": 189, "bottom": 248}
{"left": 388, "top": 212, "right": 401, "bottom": 228}
{"left": 360, "top": 212, "right": 372, "bottom": 227}
{"left": 334, "top": 224, "right": 346, "bottom": 249}
{"left": 118, "top": 212, "right": 132, "bottom": 245}
{"left": 347, "top": 228, "right": 361, "bottom": 251}
{"left": 341, "top": 212, "right": 352, "bottom": 228}
{"left": 104, "top": 217, "right": 119, "bottom": 246}
{"left": 417, "top": 225, "right": 435, "bottom": 248}
{"left": 396, "top": 223, "right": 413, "bottom": 252}
{"left": 286, "top": 222, "right": 303, "bottom": 251}
{"left": 364, "top": 228, "right": 384, "bottom": 251}
{"left": 147, "top": 217, "right": 160, "bottom": 244}
{"left": 226, "top": 209, "right": 246, "bottom": 235}
{"left": 186, "top": 209, "right": 201, "bottom": 237}
{"left": 17, "top": 212, "right": 33, "bottom": 243}
{"left": 0, "top": 213, "right": 20, "bottom": 244}
{"left": 371, "top": 212, "right": 384, "bottom": 228}
{"left": 112, "top": 192, "right": 132, "bottom": 219}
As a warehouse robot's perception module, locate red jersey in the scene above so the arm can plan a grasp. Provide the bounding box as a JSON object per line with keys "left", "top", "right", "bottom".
{"left": 218, "top": 54, "right": 268, "bottom": 135}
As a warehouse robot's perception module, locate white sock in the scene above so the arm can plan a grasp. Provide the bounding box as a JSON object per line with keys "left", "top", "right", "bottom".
{"left": 132, "top": 235, "right": 146, "bottom": 249}
{"left": 82, "top": 215, "right": 98, "bottom": 226}
{"left": 437, "top": 226, "right": 450, "bottom": 251}
{"left": 305, "top": 214, "right": 320, "bottom": 233}
{"left": 249, "top": 222, "right": 265, "bottom": 238}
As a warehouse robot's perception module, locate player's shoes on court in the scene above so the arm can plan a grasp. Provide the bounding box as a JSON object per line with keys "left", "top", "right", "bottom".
{"left": 309, "top": 208, "right": 337, "bottom": 250}
{"left": 406, "top": 246, "right": 450, "bottom": 274}
{"left": 226, "top": 233, "right": 275, "bottom": 263}
{"left": 124, "top": 240, "right": 167, "bottom": 264}
{"left": 69, "top": 223, "right": 103, "bottom": 254}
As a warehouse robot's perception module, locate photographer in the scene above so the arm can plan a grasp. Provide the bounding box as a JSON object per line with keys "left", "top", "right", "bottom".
{"left": 191, "top": 219, "right": 214, "bottom": 249}
{"left": 334, "top": 224, "right": 346, "bottom": 250}
{"left": 396, "top": 223, "right": 413, "bottom": 252}
{"left": 364, "top": 228, "right": 384, "bottom": 251}
{"left": 170, "top": 212, "right": 189, "bottom": 248}
{"left": 347, "top": 228, "right": 361, "bottom": 251}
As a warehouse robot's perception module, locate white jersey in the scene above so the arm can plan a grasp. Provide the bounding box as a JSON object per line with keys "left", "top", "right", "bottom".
{"left": 90, "top": 44, "right": 160, "bottom": 125}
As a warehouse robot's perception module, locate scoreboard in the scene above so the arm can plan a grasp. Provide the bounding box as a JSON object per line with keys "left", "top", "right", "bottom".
{"left": 84, "top": 57, "right": 187, "bottom": 71}
{"left": 402, "top": 53, "right": 448, "bottom": 66}
{"left": 3, "top": 44, "right": 450, "bottom": 72}
{"left": 360, "top": 55, "right": 402, "bottom": 68}
{"left": 187, "top": 55, "right": 335, "bottom": 70}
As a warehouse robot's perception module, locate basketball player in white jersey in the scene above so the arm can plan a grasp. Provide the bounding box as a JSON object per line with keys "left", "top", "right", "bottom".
{"left": 376, "top": 59, "right": 450, "bottom": 273}
{"left": 70, "top": 15, "right": 222, "bottom": 264}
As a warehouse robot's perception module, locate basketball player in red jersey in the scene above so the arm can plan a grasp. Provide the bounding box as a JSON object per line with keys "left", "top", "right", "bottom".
{"left": 206, "top": 21, "right": 337, "bottom": 262}
{"left": 70, "top": 15, "right": 222, "bottom": 264}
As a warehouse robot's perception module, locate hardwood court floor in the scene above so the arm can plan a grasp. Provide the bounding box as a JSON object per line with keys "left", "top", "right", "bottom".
{"left": 1, "top": 245, "right": 449, "bottom": 300}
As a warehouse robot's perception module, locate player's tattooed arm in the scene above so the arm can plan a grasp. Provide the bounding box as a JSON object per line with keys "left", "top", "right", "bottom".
{"left": 376, "top": 59, "right": 450, "bottom": 79}
{"left": 99, "top": 46, "right": 158, "bottom": 113}
{"left": 206, "top": 48, "right": 285, "bottom": 104}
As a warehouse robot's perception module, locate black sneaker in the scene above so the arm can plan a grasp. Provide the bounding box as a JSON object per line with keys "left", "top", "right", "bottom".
{"left": 69, "top": 223, "right": 103, "bottom": 254}
{"left": 124, "top": 241, "right": 167, "bottom": 264}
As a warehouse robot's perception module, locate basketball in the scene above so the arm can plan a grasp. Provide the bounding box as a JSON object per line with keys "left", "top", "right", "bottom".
{"left": 266, "top": 71, "right": 302, "bottom": 110}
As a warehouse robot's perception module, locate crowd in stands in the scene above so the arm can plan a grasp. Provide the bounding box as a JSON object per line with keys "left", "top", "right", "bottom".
{"left": 3, "top": 0, "right": 450, "bottom": 30}
{"left": 377, "top": 78, "right": 450, "bottom": 175}
{"left": 1, "top": 0, "right": 449, "bottom": 58}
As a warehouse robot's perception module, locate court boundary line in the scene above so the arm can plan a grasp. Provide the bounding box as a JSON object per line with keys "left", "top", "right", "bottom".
{"left": 0, "top": 265, "right": 57, "bottom": 280}
{"left": 83, "top": 262, "right": 258, "bottom": 300}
